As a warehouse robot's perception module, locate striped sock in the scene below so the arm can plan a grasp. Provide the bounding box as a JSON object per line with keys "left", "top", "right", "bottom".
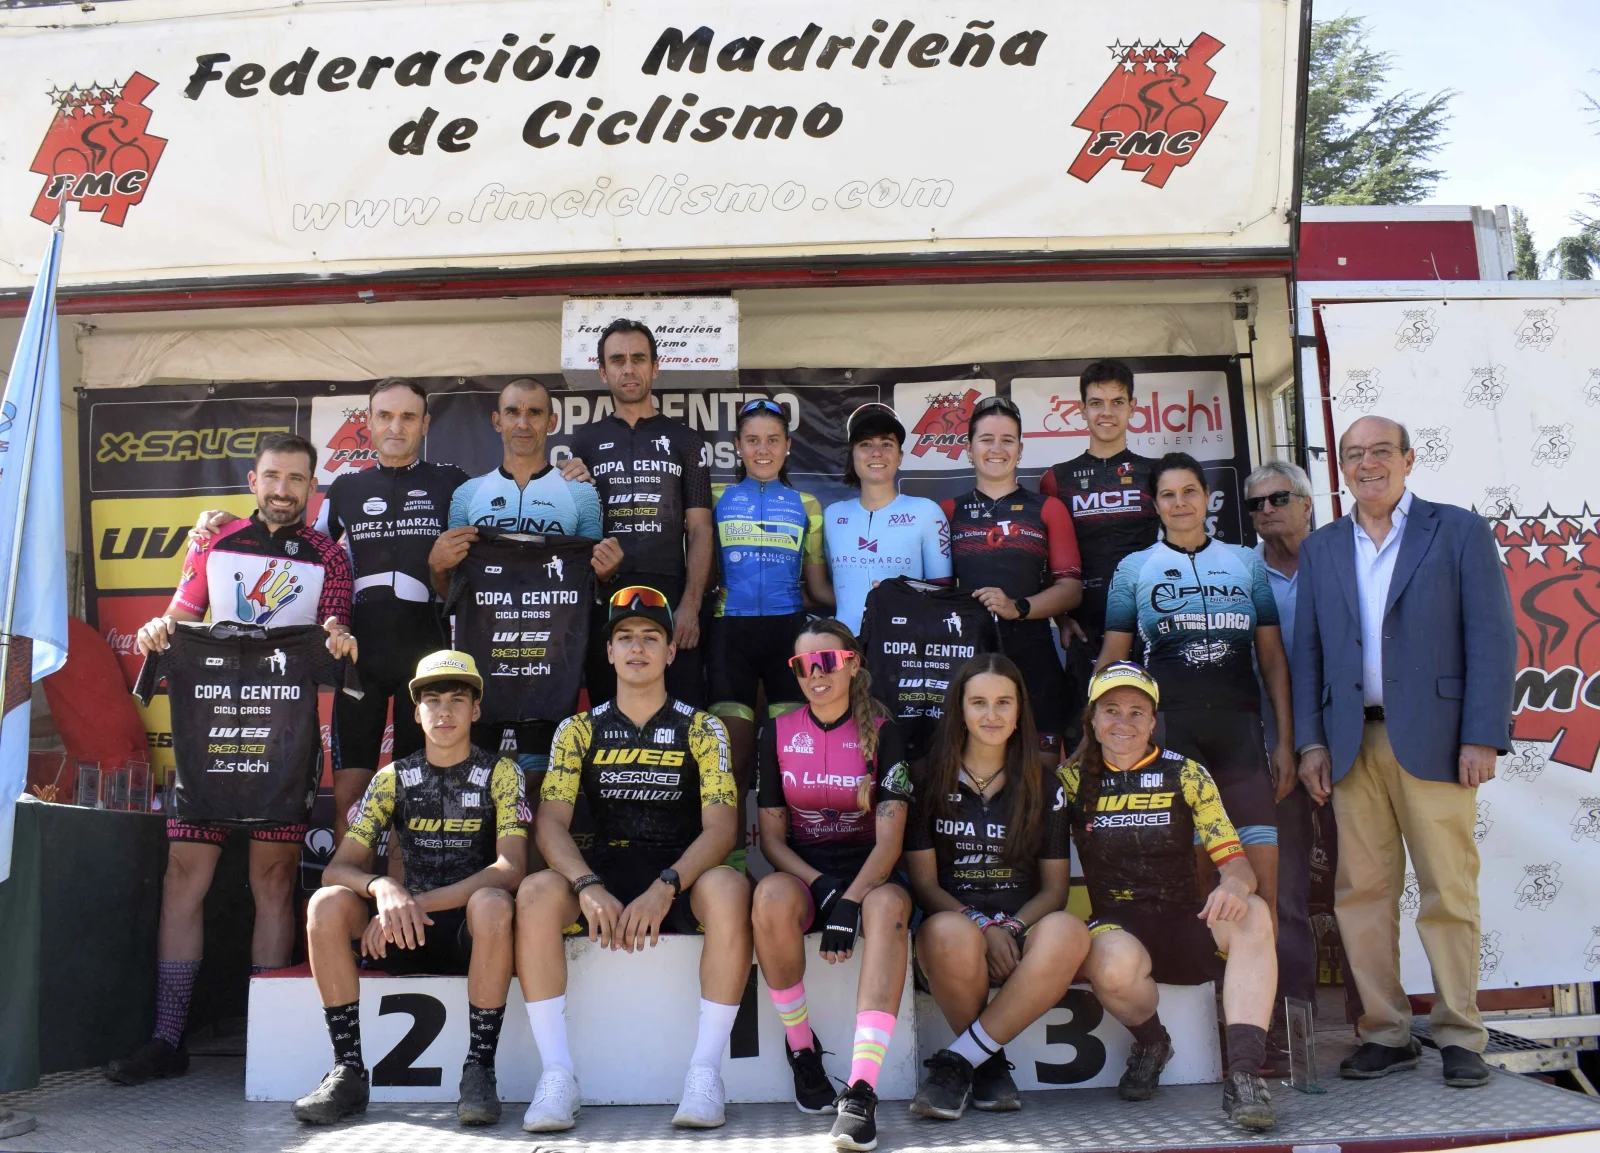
{"left": 769, "top": 982, "right": 814, "bottom": 1053}
{"left": 948, "top": 1018, "right": 1001, "bottom": 1068}
{"left": 848, "top": 1010, "right": 897, "bottom": 1090}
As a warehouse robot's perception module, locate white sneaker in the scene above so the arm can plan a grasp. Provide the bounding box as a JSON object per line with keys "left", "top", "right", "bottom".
{"left": 522, "top": 1066, "right": 580, "bottom": 1133}
{"left": 672, "top": 1064, "right": 726, "bottom": 1128}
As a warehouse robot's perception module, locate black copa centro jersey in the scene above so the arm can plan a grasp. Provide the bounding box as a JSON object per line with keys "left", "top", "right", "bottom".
{"left": 568, "top": 412, "right": 712, "bottom": 581}
{"left": 1040, "top": 449, "right": 1161, "bottom": 633}
{"left": 858, "top": 577, "right": 1001, "bottom": 759}
{"left": 444, "top": 530, "right": 597, "bottom": 728}
{"left": 314, "top": 459, "right": 468, "bottom": 607}
{"left": 134, "top": 622, "right": 361, "bottom": 825}
{"left": 904, "top": 760, "right": 1073, "bottom": 917}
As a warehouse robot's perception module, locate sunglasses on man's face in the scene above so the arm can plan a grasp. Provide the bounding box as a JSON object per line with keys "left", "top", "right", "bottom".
{"left": 788, "top": 649, "right": 857, "bottom": 678}
{"left": 1244, "top": 491, "right": 1299, "bottom": 513}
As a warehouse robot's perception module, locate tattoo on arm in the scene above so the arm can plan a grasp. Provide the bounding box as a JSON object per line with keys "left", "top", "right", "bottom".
{"left": 876, "top": 800, "right": 899, "bottom": 819}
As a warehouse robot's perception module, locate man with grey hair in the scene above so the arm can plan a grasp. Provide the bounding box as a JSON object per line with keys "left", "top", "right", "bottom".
{"left": 1246, "top": 459, "right": 1317, "bottom": 1067}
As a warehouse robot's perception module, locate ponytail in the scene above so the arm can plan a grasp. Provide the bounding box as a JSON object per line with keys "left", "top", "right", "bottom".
{"left": 796, "top": 617, "right": 887, "bottom": 811}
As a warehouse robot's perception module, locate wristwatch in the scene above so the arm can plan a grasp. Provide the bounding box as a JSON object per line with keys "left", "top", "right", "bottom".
{"left": 1012, "top": 596, "right": 1031, "bottom": 621}
{"left": 658, "top": 868, "right": 682, "bottom": 898}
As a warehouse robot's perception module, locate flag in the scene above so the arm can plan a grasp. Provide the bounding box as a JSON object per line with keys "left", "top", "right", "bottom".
{"left": 0, "top": 226, "right": 69, "bottom": 883}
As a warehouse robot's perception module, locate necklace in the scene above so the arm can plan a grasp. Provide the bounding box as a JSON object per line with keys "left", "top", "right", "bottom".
{"left": 961, "top": 765, "right": 1004, "bottom": 796}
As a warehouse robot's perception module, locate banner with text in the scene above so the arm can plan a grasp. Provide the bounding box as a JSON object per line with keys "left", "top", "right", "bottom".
{"left": 2, "top": 0, "right": 1301, "bottom": 288}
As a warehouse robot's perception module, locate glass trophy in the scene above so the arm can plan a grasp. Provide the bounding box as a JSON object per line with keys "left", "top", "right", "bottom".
{"left": 75, "top": 761, "right": 101, "bottom": 808}
{"left": 105, "top": 767, "right": 130, "bottom": 811}
{"left": 127, "top": 761, "right": 151, "bottom": 813}
{"left": 1285, "top": 996, "right": 1325, "bottom": 1093}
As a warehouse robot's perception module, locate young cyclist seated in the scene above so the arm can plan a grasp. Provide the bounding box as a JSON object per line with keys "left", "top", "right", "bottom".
{"left": 752, "top": 619, "right": 913, "bottom": 1152}
{"left": 293, "top": 651, "right": 527, "bottom": 1128}
{"left": 1063, "top": 662, "right": 1278, "bottom": 1132}
{"left": 515, "top": 586, "right": 751, "bottom": 1133}
{"left": 904, "top": 654, "right": 1091, "bottom": 1122}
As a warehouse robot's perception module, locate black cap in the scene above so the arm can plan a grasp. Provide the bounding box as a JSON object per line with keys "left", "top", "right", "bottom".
{"left": 847, "top": 403, "right": 905, "bottom": 446}
{"left": 603, "top": 585, "right": 675, "bottom": 642}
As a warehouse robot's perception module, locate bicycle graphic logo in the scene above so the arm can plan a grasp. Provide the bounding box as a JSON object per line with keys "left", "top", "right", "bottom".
{"left": 29, "top": 73, "right": 167, "bottom": 227}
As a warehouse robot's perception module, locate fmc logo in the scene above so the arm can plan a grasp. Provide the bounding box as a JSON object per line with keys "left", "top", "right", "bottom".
{"left": 30, "top": 74, "right": 167, "bottom": 226}
{"left": 909, "top": 389, "right": 982, "bottom": 461}
{"left": 323, "top": 408, "right": 377, "bottom": 471}
{"left": 1068, "top": 35, "right": 1227, "bottom": 188}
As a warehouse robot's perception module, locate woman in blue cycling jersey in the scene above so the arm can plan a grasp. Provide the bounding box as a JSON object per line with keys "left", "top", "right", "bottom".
{"left": 709, "top": 398, "right": 835, "bottom": 806}
{"left": 1097, "top": 451, "right": 1296, "bottom": 922}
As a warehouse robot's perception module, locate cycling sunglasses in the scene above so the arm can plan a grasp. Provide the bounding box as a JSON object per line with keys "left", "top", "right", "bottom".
{"left": 609, "top": 585, "right": 671, "bottom": 609}
{"left": 969, "top": 394, "right": 1022, "bottom": 423}
{"left": 788, "top": 649, "right": 858, "bottom": 678}
{"left": 739, "top": 397, "right": 789, "bottom": 423}
{"left": 1243, "top": 491, "right": 1301, "bottom": 513}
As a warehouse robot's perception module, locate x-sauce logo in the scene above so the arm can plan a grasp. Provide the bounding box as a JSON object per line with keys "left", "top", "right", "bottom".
{"left": 30, "top": 74, "right": 167, "bottom": 226}
{"left": 1069, "top": 36, "right": 1227, "bottom": 188}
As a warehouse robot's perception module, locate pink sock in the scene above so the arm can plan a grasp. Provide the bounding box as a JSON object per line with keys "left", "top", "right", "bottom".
{"left": 769, "top": 982, "right": 814, "bottom": 1052}
{"left": 848, "top": 1010, "right": 897, "bottom": 1089}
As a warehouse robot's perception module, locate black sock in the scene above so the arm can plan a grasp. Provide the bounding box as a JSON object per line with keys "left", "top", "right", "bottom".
{"left": 1129, "top": 1012, "right": 1170, "bottom": 1048}
{"left": 323, "top": 1003, "right": 362, "bottom": 1069}
{"left": 1226, "top": 1024, "right": 1268, "bottom": 1076}
{"left": 466, "top": 1005, "right": 506, "bottom": 1068}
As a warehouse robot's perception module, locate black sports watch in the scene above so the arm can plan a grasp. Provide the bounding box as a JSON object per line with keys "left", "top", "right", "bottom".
{"left": 658, "top": 868, "right": 682, "bottom": 898}
{"left": 1013, "top": 596, "right": 1031, "bottom": 621}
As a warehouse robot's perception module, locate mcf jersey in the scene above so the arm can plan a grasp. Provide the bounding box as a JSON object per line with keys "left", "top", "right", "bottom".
{"left": 1040, "top": 449, "right": 1161, "bottom": 631}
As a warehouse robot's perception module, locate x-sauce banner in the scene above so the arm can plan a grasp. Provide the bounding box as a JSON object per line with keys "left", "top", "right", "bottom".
{"left": 0, "top": 0, "right": 1301, "bottom": 287}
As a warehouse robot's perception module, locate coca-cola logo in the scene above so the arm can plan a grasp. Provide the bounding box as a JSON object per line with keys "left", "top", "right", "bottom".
{"left": 104, "top": 626, "right": 138, "bottom": 656}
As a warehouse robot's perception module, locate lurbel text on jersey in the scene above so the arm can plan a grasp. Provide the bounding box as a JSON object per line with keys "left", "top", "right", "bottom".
{"left": 194, "top": 683, "right": 302, "bottom": 699}
{"left": 476, "top": 590, "right": 581, "bottom": 605}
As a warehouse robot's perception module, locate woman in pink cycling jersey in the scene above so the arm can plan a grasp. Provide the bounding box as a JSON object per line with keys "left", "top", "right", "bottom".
{"left": 752, "top": 618, "right": 912, "bottom": 1152}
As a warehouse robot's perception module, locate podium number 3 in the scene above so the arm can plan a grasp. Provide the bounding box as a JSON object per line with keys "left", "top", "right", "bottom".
{"left": 372, "top": 993, "right": 447, "bottom": 1086}
{"left": 1034, "top": 989, "right": 1108, "bottom": 1084}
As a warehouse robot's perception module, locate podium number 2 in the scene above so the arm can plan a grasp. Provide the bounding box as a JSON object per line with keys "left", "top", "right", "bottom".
{"left": 1034, "top": 988, "right": 1108, "bottom": 1084}
{"left": 372, "top": 993, "right": 446, "bottom": 1086}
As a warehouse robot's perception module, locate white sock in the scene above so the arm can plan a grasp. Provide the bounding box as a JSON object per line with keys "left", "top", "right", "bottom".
{"left": 948, "top": 1019, "right": 1001, "bottom": 1068}
{"left": 689, "top": 998, "right": 740, "bottom": 1070}
{"left": 525, "top": 994, "right": 572, "bottom": 1075}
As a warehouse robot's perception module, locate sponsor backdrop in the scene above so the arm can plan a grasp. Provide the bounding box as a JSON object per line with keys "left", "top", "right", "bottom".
{"left": 1321, "top": 297, "right": 1600, "bottom": 989}
{"left": 2, "top": 0, "right": 1301, "bottom": 287}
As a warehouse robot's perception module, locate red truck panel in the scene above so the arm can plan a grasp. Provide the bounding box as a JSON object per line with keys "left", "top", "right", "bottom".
{"left": 1299, "top": 219, "right": 1481, "bottom": 281}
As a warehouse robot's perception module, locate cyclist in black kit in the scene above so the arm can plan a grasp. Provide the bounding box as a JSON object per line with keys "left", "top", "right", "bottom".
{"left": 567, "top": 319, "right": 715, "bottom": 707}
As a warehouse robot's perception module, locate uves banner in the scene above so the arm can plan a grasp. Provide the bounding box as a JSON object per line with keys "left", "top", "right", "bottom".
{"left": 1, "top": 0, "right": 1302, "bottom": 287}
{"left": 80, "top": 356, "right": 1252, "bottom": 779}
{"left": 1321, "top": 296, "right": 1600, "bottom": 990}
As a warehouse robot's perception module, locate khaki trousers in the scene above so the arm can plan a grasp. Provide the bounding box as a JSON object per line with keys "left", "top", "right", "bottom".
{"left": 1331, "top": 720, "right": 1486, "bottom": 1052}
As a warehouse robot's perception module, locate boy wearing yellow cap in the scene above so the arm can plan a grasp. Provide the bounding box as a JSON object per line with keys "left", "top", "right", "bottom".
{"left": 293, "top": 650, "right": 528, "bottom": 1129}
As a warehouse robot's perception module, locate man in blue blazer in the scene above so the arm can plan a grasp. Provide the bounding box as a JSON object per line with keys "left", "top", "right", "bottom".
{"left": 1293, "top": 415, "right": 1514, "bottom": 1089}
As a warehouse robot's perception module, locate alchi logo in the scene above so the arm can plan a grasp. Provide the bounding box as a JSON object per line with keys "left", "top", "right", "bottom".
{"left": 1394, "top": 308, "right": 1439, "bottom": 352}
{"left": 1068, "top": 35, "right": 1227, "bottom": 188}
{"left": 235, "top": 560, "right": 304, "bottom": 625}
{"left": 1413, "top": 426, "right": 1452, "bottom": 471}
{"left": 909, "top": 389, "right": 982, "bottom": 460}
{"left": 1531, "top": 424, "right": 1575, "bottom": 469}
{"left": 1514, "top": 309, "right": 1560, "bottom": 351}
{"left": 30, "top": 74, "right": 167, "bottom": 226}
{"left": 325, "top": 409, "right": 376, "bottom": 470}
{"left": 1464, "top": 365, "right": 1509, "bottom": 410}
{"left": 1337, "top": 368, "right": 1382, "bottom": 412}
{"left": 1515, "top": 862, "right": 1562, "bottom": 911}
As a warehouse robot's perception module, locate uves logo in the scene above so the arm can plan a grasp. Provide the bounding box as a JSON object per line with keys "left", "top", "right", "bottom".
{"left": 30, "top": 73, "right": 167, "bottom": 227}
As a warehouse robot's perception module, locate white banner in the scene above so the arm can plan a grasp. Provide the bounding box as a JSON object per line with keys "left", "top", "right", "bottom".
{"left": 1320, "top": 296, "right": 1600, "bottom": 990}
{"left": 560, "top": 297, "right": 738, "bottom": 382}
{"left": 0, "top": 0, "right": 1301, "bottom": 288}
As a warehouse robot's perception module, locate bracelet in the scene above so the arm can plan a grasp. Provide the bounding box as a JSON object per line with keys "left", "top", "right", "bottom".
{"left": 363, "top": 874, "right": 379, "bottom": 898}
{"left": 571, "top": 873, "right": 605, "bottom": 896}
{"left": 960, "top": 906, "right": 992, "bottom": 928}
{"left": 987, "top": 914, "right": 1026, "bottom": 940}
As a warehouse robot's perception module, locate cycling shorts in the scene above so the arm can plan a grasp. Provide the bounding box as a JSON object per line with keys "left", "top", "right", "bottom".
{"left": 706, "top": 612, "right": 807, "bottom": 721}
{"left": 570, "top": 854, "right": 741, "bottom": 936}
{"left": 1089, "top": 905, "right": 1226, "bottom": 986}
{"left": 1160, "top": 709, "right": 1277, "bottom": 843}
{"left": 332, "top": 602, "right": 447, "bottom": 773}
{"left": 999, "top": 618, "right": 1068, "bottom": 738}
{"left": 366, "top": 905, "right": 473, "bottom": 976}
{"left": 799, "top": 875, "right": 911, "bottom": 934}
{"left": 167, "top": 819, "right": 307, "bottom": 846}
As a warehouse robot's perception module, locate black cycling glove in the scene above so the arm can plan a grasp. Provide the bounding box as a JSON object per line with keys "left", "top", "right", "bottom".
{"left": 820, "top": 898, "right": 862, "bottom": 955}
{"left": 809, "top": 874, "right": 846, "bottom": 922}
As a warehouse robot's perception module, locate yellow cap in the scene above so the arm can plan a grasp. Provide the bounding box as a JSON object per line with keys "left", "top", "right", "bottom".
{"left": 1087, "top": 661, "right": 1160, "bottom": 706}
{"left": 408, "top": 650, "right": 483, "bottom": 700}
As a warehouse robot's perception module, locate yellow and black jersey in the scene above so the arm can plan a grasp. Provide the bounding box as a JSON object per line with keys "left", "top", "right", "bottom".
{"left": 543, "top": 697, "right": 735, "bottom": 857}
{"left": 1058, "top": 747, "right": 1243, "bottom": 912}
{"left": 346, "top": 747, "right": 525, "bottom": 894}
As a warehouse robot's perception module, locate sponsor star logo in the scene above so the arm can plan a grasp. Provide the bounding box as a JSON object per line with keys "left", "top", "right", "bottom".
{"left": 30, "top": 74, "right": 167, "bottom": 226}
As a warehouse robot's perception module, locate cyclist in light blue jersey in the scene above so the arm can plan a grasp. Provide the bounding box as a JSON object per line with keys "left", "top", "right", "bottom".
{"left": 823, "top": 403, "right": 952, "bottom": 636}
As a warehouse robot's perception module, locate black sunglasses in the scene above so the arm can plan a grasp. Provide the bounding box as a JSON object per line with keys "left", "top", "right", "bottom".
{"left": 969, "top": 395, "right": 1021, "bottom": 421}
{"left": 1244, "top": 491, "right": 1300, "bottom": 513}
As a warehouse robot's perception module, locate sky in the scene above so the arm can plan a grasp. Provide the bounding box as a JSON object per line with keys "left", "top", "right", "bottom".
{"left": 1326, "top": 1, "right": 1600, "bottom": 259}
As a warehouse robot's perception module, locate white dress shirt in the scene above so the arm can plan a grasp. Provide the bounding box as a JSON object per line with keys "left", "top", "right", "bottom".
{"left": 1351, "top": 488, "right": 1413, "bottom": 707}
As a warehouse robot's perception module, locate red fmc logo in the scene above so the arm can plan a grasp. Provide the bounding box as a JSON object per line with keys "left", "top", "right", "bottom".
{"left": 909, "top": 389, "right": 982, "bottom": 462}
{"left": 1500, "top": 508, "right": 1600, "bottom": 770}
{"left": 324, "top": 408, "right": 378, "bottom": 471}
{"left": 30, "top": 73, "right": 167, "bottom": 226}
{"left": 1068, "top": 35, "right": 1228, "bottom": 189}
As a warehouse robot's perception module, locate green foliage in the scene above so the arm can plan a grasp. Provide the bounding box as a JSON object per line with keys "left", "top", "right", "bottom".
{"left": 1303, "top": 16, "right": 1455, "bottom": 206}
{"left": 1509, "top": 208, "right": 1540, "bottom": 280}
{"left": 1545, "top": 232, "right": 1600, "bottom": 280}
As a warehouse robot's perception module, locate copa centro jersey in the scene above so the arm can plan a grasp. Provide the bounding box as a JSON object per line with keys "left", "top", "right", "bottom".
{"left": 133, "top": 623, "right": 360, "bottom": 825}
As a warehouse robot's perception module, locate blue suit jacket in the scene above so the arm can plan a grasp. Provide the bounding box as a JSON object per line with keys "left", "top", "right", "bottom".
{"left": 1291, "top": 495, "right": 1515, "bottom": 784}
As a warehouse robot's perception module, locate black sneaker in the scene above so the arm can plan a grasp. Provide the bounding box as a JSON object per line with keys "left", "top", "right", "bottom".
{"left": 830, "top": 1080, "right": 879, "bottom": 1151}
{"left": 971, "top": 1049, "right": 1020, "bottom": 1112}
{"left": 1118, "top": 1038, "right": 1173, "bottom": 1101}
{"left": 1222, "top": 1070, "right": 1275, "bottom": 1131}
{"left": 1440, "top": 1045, "right": 1493, "bottom": 1088}
{"left": 457, "top": 1063, "right": 502, "bottom": 1126}
{"left": 909, "top": 1049, "right": 974, "bottom": 1121}
{"left": 1339, "top": 1038, "right": 1421, "bottom": 1080}
{"left": 786, "top": 1034, "right": 837, "bottom": 1114}
{"left": 105, "top": 1038, "right": 189, "bottom": 1085}
{"left": 292, "top": 1064, "right": 369, "bottom": 1125}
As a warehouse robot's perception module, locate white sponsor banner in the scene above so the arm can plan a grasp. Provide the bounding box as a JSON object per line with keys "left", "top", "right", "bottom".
{"left": 1320, "top": 296, "right": 1600, "bottom": 990}
{"left": 1013, "top": 370, "right": 1235, "bottom": 461}
{"left": 560, "top": 296, "right": 738, "bottom": 382}
{"left": 0, "top": 0, "right": 1300, "bottom": 288}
